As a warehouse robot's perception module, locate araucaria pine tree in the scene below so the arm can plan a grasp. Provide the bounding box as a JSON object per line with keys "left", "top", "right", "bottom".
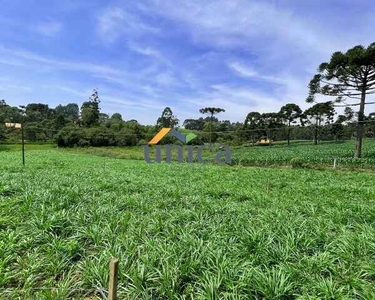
{"left": 307, "top": 42, "right": 375, "bottom": 158}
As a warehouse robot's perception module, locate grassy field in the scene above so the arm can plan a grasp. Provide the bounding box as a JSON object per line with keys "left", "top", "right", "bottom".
{"left": 1, "top": 150, "right": 375, "bottom": 299}
{"left": 0, "top": 143, "right": 55, "bottom": 152}
{"left": 59, "top": 139, "right": 375, "bottom": 169}
{"left": 232, "top": 139, "right": 375, "bottom": 168}
{"left": 64, "top": 139, "right": 375, "bottom": 169}
{"left": 3, "top": 139, "right": 375, "bottom": 169}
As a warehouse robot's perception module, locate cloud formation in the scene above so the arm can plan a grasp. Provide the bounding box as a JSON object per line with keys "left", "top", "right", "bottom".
{"left": 35, "top": 20, "right": 62, "bottom": 37}
{"left": 0, "top": 0, "right": 375, "bottom": 124}
{"left": 97, "top": 7, "right": 158, "bottom": 43}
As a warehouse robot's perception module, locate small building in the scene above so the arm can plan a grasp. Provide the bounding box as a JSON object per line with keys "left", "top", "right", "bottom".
{"left": 5, "top": 123, "right": 22, "bottom": 129}
{"left": 256, "top": 138, "right": 272, "bottom": 146}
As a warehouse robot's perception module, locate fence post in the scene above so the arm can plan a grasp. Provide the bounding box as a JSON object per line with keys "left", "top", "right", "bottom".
{"left": 21, "top": 123, "right": 25, "bottom": 166}
{"left": 333, "top": 158, "right": 337, "bottom": 169}
{"left": 108, "top": 258, "right": 119, "bottom": 300}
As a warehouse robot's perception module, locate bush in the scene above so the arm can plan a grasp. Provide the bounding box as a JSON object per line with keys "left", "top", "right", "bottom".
{"left": 55, "top": 126, "right": 141, "bottom": 147}
{"left": 115, "top": 129, "right": 138, "bottom": 146}
{"left": 0, "top": 125, "right": 6, "bottom": 141}
{"left": 137, "top": 139, "right": 147, "bottom": 146}
{"left": 290, "top": 157, "right": 310, "bottom": 169}
{"left": 55, "top": 127, "right": 84, "bottom": 147}
{"left": 86, "top": 128, "right": 112, "bottom": 146}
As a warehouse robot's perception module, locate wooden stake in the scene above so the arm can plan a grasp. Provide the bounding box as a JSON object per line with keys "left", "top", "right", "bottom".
{"left": 108, "top": 258, "right": 119, "bottom": 300}
{"left": 333, "top": 158, "right": 337, "bottom": 169}
{"left": 21, "top": 124, "right": 25, "bottom": 166}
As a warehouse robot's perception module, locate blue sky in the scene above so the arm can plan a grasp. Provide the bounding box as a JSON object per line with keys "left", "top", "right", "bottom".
{"left": 1, "top": 0, "right": 374, "bottom": 124}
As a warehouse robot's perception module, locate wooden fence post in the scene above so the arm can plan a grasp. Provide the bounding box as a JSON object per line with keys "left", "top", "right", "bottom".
{"left": 108, "top": 258, "right": 119, "bottom": 300}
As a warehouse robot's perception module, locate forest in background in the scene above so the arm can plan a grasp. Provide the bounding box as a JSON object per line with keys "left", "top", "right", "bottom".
{"left": 1, "top": 89, "right": 375, "bottom": 148}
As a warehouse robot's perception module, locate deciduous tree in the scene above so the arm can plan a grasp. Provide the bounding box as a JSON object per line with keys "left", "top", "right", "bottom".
{"left": 111, "top": 113, "right": 123, "bottom": 121}
{"left": 156, "top": 107, "right": 179, "bottom": 128}
{"left": 183, "top": 118, "right": 205, "bottom": 131}
{"left": 81, "top": 89, "right": 101, "bottom": 127}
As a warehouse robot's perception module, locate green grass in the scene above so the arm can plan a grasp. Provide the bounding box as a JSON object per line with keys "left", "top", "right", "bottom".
{"left": 61, "top": 144, "right": 214, "bottom": 161}
{"left": 0, "top": 143, "right": 55, "bottom": 152}
{"left": 1, "top": 150, "right": 375, "bottom": 299}
{"left": 3, "top": 139, "right": 375, "bottom": 169}
{"left": 59, "top": 139, "right": 375, "bottom": 169}
{"left": 62, "top": 145, "right": 147, "bottom": 160}
{"left": 231, "top": 139, "right": 375, "bottom": 169}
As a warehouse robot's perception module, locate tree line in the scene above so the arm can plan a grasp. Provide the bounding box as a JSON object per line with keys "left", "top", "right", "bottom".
{"left": 1, "top": 93, "right": 374, "bottom": 148}
{"left": 1, "top": 42, "right": 375, "bottom": 158}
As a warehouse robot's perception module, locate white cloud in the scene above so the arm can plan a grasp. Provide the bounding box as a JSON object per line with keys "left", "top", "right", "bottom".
{"left": 176, "top": 72, "right": 314, "bottom": 123}
{"left": 3, "top": 1, "right": 375, "bottom": 124}
{"left": 38, "top": 82, "right": 167, "bottom": 123}
{"left": 0, "top": 58, "right": 27, "bottom": 67}
{"left": 140, "top": 0, "right": 375, "bottom": 120}
{"left": 35, "top": 20, "right": 62, "bottom": 37}
{"left": 0, "top": 45, "right": 122, "bottom": 77}
{"left": 146, "top": 0, "right": 322, "bottom": 51}
{"left": 97, "top": 7, "right": 158, "bottom": 43}
{"left": 228, "top": 61, "right": 285, "bottom": 84}
{"left": 155, "top": 72, "right": 178, "bottom": 86}
{"left": 42, "top": 85, "right": 90, "bottom": 98}
{"left": 127, "top": 42, "right": 172, "bottom": 67}
{"left": 0, "top": 84, "right": 31, "bottom": 92}
{"left": 144, "top": 0, "right": 374, "bottom": 76}
{"left": 128, "top": 43, "right": 159, "bottom": 57}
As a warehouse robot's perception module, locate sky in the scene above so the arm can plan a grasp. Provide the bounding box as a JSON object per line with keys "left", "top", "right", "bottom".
{"left": 0, "top": 0, "right": 375, "bottom": 125}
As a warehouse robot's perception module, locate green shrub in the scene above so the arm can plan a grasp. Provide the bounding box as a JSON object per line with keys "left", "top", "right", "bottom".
{"left": 55, "top": 126, "right": 140, "bottom": 147}
{"left": 55, "top": 127, "right": 84, "bottom": 147}
{"left": 290, "top": 157, "right": 310, "bottom": 169}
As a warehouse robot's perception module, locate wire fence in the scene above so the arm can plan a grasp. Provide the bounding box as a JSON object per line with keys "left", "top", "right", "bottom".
{"left": 0, "top": 127, "right": 365, "bottom": 141}
{"left": 4, "top": 119, "right": 375, "bottom": 136}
